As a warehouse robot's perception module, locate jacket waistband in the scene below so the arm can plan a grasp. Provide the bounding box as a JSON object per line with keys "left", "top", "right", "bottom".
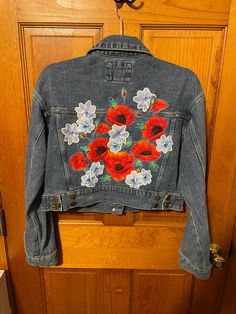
{"left": 41, "top": 187, "right": 185, "bottom": 215}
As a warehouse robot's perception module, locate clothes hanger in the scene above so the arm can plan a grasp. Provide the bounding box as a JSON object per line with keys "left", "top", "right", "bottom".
{"left": 115, "top": 3, "right": 124, "bottom": 35}
{"left": 114, "top": 0, "right": 144, "bottom": 35}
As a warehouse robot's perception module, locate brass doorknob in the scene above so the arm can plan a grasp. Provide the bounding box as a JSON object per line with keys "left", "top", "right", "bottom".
{"left": 210, "top": 244, "right": 226, "bottom": 269}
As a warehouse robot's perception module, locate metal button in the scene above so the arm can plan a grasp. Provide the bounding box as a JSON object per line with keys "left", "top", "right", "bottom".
{"left": 50, "top": 196, "right": 58, "bottom": 202}
{"left": 165, "top": 194, "right": 172, "bottom": 201}
{"left": 112, "top": 208, "right": 116, "bottom": 212}
{"left": 70, "top": 201, "right": 77, "bottom": 207}
{"left": 68, "top": 192, "right": 76, "bottom": 200}
{"left": 155, "top": 194, "right": 161, "bottom": 201}
{"left": 164, "top": 202, "right": 171, "bottom": 209}
{"left": 51, "top": 203, "right": 60, "bottom": 210}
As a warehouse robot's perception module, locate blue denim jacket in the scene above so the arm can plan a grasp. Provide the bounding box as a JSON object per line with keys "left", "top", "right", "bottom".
{"left": 24, "top": 35, "right": 212, "bottom": 280}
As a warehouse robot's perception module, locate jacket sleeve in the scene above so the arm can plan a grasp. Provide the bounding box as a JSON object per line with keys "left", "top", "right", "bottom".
{"left": 178, "top": 85, "right": 212, "bottom": 279}
{"left": 24, "top": 68, "right": 58, "bottom": 266}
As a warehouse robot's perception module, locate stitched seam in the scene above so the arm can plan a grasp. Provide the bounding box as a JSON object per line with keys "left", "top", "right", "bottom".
{"left": 55, "top": 113, "right": 73, "bottom": 190}
{"left": 155, "top": 118, "right": 176, "bottom": 191}
{"left": 189, "top": 92, "right": 205, "bottom": 113}
{"left": 25, "top": 125, "right": 45, "bottom": 189}
{"left": 180, "top": 197, "right": 205, "bottom": 269}
{"left": 33, "top": 90, "right": 47, "bottom": 111}
{"left": 25, "top": 249, "right": 57, "bottom": 260}
{"left": 179, "top": 250, "right": 211, "bottom": 273}
{"left": 189, "top": 119, "right": 205, "bottom": 177}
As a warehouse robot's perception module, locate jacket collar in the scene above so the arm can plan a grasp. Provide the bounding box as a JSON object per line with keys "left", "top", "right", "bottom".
{"left": 86, "top": 35, "right": 153, "bottom": 56}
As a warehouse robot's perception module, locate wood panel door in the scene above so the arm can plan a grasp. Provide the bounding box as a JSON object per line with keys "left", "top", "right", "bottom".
{"left": 1, "top": 0, "right": 236, "bottom": 313}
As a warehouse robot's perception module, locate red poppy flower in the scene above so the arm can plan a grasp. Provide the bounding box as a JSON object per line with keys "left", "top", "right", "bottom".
{"left": 94, "top": 123, "right": 110, "bottom": 134}
{"left": 69, "top": 151, "right": 89, "bottom": 171}
{"left": 105, "top": 152, "right": 135, "bottom": 181}
{"left": 131, "top": 140, "right": 160, "bottom": 161}
{"left": 142, "top": 117, "right": 167, "bottom": 141}
{"left": 106, "top": 104, "right": 135, "bottom": 126}
{"left": 87, "top": 138, "right": 109, "bottom": 162}
{"left": 151, "top": 99, "right": 168, "bottom": 112}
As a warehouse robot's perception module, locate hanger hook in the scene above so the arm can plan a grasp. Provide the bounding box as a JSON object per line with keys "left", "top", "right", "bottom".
{"left": 114, "top": 0, "right": 144, "bottom": 10}
{"left": 115, "top": 3, "right": 124, "bottom": 35}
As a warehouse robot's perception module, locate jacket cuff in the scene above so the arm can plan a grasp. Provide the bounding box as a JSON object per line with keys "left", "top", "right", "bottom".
{"left": 179, "top": 251, "right": 212, "bottom": 280}
{"left": 25, "top": 249, "right": 58, "bottom": 267}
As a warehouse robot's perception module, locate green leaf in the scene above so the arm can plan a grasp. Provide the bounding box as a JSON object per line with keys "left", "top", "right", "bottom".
{"left": 102, "top": 174, "right": 112, "bottom": 183}
{"left": 134, "top": 160, "right": 143, "bottom": 167}
{"left": 136, "top": 122, "right": 145, "bottom": 130}
{"left": 80, "top": 145, "right": 89, "bottom": 153}
{"left": 124, "top": 139, "right": 133, "bottom": 147}
{"left": 110, "top": 98, "right": 118, "bottom": 107}
{"left": 150, "top": 96, "right": 156, "bottom": 105}
{"left": 149, "top": 161, "right": 159, "bottom": 171}
{"left": 94, "top": 119, "right": 101, "bottom": 127}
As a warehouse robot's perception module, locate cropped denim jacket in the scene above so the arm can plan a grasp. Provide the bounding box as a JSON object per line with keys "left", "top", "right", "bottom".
{"left": 24, "top": 35, "right": 212, "bottom": 280}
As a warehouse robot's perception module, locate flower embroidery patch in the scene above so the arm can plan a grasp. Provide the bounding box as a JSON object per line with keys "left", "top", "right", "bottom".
{"left": 61, "top": 87, "right": 173, "bottom": 189}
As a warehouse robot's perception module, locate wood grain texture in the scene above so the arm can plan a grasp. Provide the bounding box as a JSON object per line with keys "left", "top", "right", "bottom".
{"left": 41, "top": 268, "right": 192, "bottom": 314}
{"left": 0, "top": 1, "right": 43, "bottom": 313}
{"left": 0, "top": 195, "right": 8, "bottom": 270}
{"left": 19, "top": 24, "right": 103, "bottom": 122}
{"left": 190, "top": 0, "right": 236, "bottom": 312}
{"left": 131, "top": 270, "right": 192, "bottom": 314}
{"left": 219, "top": 156, "right": 236, "bottom": 314}
{"left": 142, "top": 27, "right": 225, "bottom": 144}
{"left": 53, "top": 219, "right": 185, "bottom": 269}
{"left": 16, "top": 0, "right": 230, "bottom": 25}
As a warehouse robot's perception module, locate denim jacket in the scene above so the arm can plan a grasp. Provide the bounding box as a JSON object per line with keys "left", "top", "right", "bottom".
{"left": 24, "top": 35, "right": 212, "bottom": 280}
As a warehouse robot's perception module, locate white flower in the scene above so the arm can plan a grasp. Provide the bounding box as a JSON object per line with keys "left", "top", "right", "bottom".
{"left": 81, "top": 170, "right": 98, "bottom": 187}
{"left": 75, "top": 100, "right": 96, "bottom": 119}
{"left": 139, "top": 168, "right": 152, "bottom": 185}
{"left": 76, "top": 116, "right": 95, "bottom": 134}
{"left": 133, "top": 87, "right": 156, "bottom": 112}
{"left": 156, "top": 135, "right": 174, "bottom": 153}
{"left": 61, "top": 123, "right": 80, "bottom": 145}
{"left": 108, "top": 124, "right": 129, "bottom": 143}
{"left": 125, "top": 170, "right": 144, "bottom": 189}
{"left": 107, "top": 138, "right": 123, "bottom": 153}
{"left": 90, "top": 162, "right": 104, "bottom": 176}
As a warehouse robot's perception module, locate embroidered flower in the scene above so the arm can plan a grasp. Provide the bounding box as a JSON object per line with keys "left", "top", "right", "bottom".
{"left": 90, "top": 162, "right": 104, "bottom": 176}
{"left": 133, "top": 87, "right": 156, "bottom": 112}
{"left": 81, "top": 170, "right": 98, "bottom": 187}
{"left": 105, "top": 152, "right": 135, "bottom": 181}
{"left": 107, "top": 138, "right": 123, "bottom": 153}
{"left": 106, "top": 104, "right": 135, "bottom": 126}
{"left": 69, "top": 151, "right": 89, "bottom": 171}
{"left": 76, "top": 116, "right": 95, "bottom": 134}
{"left": 94, "top": 123, "right": 110, "bottom": 134}
{"left": 108, "top": 124, "right": 129, "bottom": 144}
{"left": 75, "top": 100, "right": 96, "bottom": 119}
{"left": 61, "top": 123, "right": 80, "bottom": 145}
{"left": 63, "top": 87, "right": 174, "bottom": 188}
{"left": 151, "top": 99, "right": 168, "bottom": 112}
{"left": 139, "top": 168, "right": 152, "bottom": 185}
{"left": 156, "top": 135, "right": 174, "bottom": 153}
{"left": 131, "top": 140, "right": 160, "bottom": 161}
{"left": 87, "top": 138, "right": 109, "bottom": 161}
{"left": 125, "top": 170, "right": 144, "bottom": 189}
{"left": 142, "top": 117, "right": 167, "bottom": 141}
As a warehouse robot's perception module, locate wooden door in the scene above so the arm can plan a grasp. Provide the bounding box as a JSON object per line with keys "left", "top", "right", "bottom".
{"left": 1, "top": 0, "right": 236, "bottom": 313}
